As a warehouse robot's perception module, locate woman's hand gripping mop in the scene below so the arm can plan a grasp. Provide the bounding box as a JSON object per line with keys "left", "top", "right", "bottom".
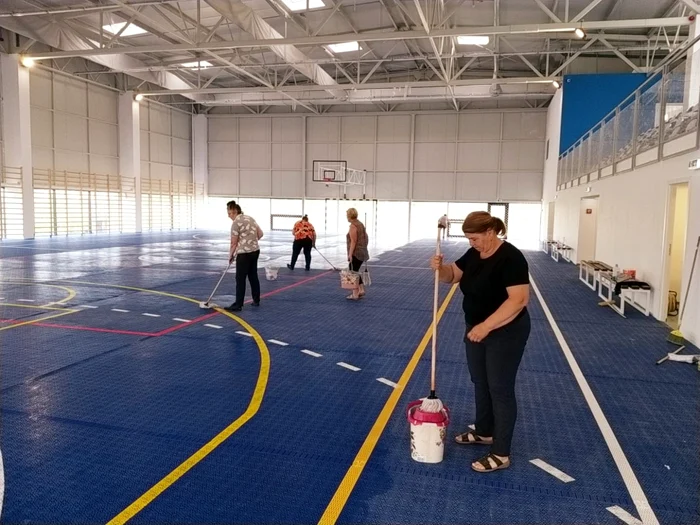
{"left": 407, "top": 223, "right": 450, "bottom": 463}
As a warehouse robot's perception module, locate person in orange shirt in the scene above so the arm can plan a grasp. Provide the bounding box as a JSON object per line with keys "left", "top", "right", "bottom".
{"left": 287, "top": 215, "right": 316, "bottom": 271}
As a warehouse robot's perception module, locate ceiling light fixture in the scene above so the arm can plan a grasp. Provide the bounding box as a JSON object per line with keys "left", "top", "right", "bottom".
{"left": 574, "top": 28, "right": 586, "bottom": 39}
{"left": 20, "top": 57, "right": 35, "bottom": 68}
{"left": 552, "top": 80, "right": 561, "bottom": 89}
{"left": 135, "top": 94, "right": 144, "bottom": 102}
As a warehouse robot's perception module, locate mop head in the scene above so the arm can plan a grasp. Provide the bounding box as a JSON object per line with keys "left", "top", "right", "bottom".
{"left": 199, "top": 301, "right": 218, "bottom": 309}
{"left": 419, "top": 396, "right": 444, "bottom": 413}
{"left": 667, "top": 329, "right": 686, "bottom": 346}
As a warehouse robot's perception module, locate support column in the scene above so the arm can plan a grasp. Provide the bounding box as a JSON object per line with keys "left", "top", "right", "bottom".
{"left": 192, "top": 114, "right": 208, "bottom": 194}
{"left": 684, "top": 19, "right": 700, "bottom": 111}
{"left": 119, "top": 92, "right": 141, "bottom": 232}
{"left": 1, "top": 54, "right": 34, "bottom": 239}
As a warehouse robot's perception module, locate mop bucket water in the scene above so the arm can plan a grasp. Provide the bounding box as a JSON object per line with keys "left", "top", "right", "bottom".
{"left": 407, "top": 399, "right": 450, "bottom": 463}
{"left": 265, "top": 266, "right": 279, "bottom": 281}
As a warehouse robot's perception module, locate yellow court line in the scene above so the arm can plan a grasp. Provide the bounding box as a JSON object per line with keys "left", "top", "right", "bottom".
{"left": 318, "top": 283, "right": 459, "bottom": 525}
{"left": 0, "top": 281, "right": 77, "bottom": 307}
{"left": 32, "top": 279, "right": 270, "bottom": 525}
{"left": 107, "top": 309, "right": 270, "bottom": 525}
{"left": 0, "top": 309, "right": 80, "bottom": 332}
{"left": 0, "top": 303, "right": 74, "bottom": 311}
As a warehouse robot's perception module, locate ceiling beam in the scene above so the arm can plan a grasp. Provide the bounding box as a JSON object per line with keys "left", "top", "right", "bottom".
{"left": 28, "top": 18, "right": 691, "bottom": 59}
{"left": 140, "top": 76, "right": 559, "bottom": 97}
{"left": 679, "top": 0, "right": 700, "bottom": 13}
{"left": 570, "top": 0, "right": 605, "bottom": 23}
{"left": 533, "top": 0, "right": 562, "bottom": 23}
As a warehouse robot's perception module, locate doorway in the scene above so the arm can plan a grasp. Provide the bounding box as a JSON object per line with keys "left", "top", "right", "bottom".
{"left": 547, "top": 201, "right": 555, "bottom": 241}
{"left": 663, "top": 182, "right": 689, "bottom": 328}
{"left": 577, "top": 196, "right": 599, "bottom": 262}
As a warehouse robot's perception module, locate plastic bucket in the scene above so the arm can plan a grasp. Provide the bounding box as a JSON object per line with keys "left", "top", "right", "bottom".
{"left": 407, "top": 399, "right": 450, "bottom": 463}
{"left": 265, "top": 266, "right": 279, "bottom": 280}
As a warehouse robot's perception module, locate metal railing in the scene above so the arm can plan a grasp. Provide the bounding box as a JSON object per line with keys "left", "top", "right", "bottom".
{"left": 33, "top": 169, "right": 136, "bottom": 236}
{"left": 141, "top": 178, "right": 204, "bottom": 231}
{"left": 0, "top": 167, "right": 23, "bottom": 239}
{"left": 558, "top": 56, "right": 700, "bottom": 190}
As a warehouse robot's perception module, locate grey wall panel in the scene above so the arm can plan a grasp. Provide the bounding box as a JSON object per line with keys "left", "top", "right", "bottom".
{"left": 456, "top": 172, "right": 499, "bottom": 201}
{"left": 376, "top": 143, "right": 410, "bottom": 171}
{"left": 209, "top": 117, "right": 238, "bottom": 141}
{"left": 272, "top": 117, "right": 302, "bottom": 143}
{"left": 377, "top": 115, "right": 411, "bottom": 142}
{"left": 240, "top": 170, "right": 272, "bottom": 196}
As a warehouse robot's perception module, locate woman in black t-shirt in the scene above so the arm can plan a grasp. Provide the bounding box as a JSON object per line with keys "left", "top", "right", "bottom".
{"left": 430, "top": 211, "right": 530, "bottom": 473}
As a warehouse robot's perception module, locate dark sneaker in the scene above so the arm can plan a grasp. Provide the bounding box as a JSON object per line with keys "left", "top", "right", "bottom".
{"left": 225, "top": 303, "right": 243, "bottom": 312}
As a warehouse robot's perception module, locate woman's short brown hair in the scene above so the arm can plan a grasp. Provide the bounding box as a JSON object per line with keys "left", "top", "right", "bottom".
{"left": 346, "top": 208, "right": 358, "bottom": 220}
{"left": 462, "top": 211, "right": 506, "bottom": 236}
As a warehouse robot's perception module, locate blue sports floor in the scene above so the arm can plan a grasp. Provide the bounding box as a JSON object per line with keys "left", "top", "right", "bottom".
{"left": 0, "top": 231, "right": 698, "bottom": 524}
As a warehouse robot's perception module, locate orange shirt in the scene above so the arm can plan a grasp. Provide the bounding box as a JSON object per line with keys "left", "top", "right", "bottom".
{"left": 293, "top": 220, "right": 315, "bottom": 241}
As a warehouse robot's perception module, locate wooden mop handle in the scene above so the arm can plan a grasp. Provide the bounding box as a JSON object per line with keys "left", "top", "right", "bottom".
{"left": 431, "top": 227, "right": 441, "bottom": 394}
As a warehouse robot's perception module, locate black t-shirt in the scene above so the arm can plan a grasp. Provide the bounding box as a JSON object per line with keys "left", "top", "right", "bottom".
{"left": 454, "top": 241, "right": 529, "bottom": 327}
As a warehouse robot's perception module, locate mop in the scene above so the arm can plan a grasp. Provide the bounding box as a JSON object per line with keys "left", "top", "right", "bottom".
{"left": 199, "top": 262, "right": 231, "bottom": 309}
{"left": 667, "top": 236, "right": 699, "bottom": 345}
{"left": 420, "top": 225, "right": 446, "bottom": 413}
{"left": 313, "top": 246, "right": 340, "bottom": 271}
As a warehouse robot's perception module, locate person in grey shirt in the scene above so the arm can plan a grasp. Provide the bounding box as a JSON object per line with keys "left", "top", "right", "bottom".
{"left": 226, "top": 201, "right": 264, "bottom": 311}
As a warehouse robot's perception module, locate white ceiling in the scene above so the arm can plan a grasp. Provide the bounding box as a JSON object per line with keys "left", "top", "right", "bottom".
{"left": 0, "top": 0, "right": 690, "bottom": 113}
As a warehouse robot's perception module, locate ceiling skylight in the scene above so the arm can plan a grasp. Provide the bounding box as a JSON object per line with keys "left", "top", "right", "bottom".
{"left": 181, "top": 61, "right": 213, "bottom": 69}
{"left": 281, "top": 0, "right": 325, "bottom": 10}
{"left": 102, "top": 21, "right": 148, "bottom": 37}
{"left": 328, "top": 41, "right": 360, "bottom": 53}
{"left": 457, "top": 36, "right": 490, "bottom": 46}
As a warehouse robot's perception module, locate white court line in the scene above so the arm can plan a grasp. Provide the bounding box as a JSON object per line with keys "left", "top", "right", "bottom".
{"left": 78, "top": 305, "right": 98, "bottom": 309}
{"left": 337, "top": 362, "right": 361, "bottom": 371}
{"left": 607, "top": 506, "right": 644, "bottom": 525}
{"left": 173, "top": 318, "right": 191, "bottom": 323}
{"left": 204, "top": 324, "right": 222, "bottom": 329}
{"left": 142, "top": 313, "right": 161, "bottom": 318}
{"left": 529, "top": 459, "right": 576, "bottom": 483}
{"left": 301, "top": 349, "right": 322, "bottom": 357}
{"left": 17, "top": 299, "right": 36, "bottom": 302}
{"left": 111, "top": 308, "right": 129, "bottom": 313}
{"left": 530, "top": 275, "right": 658, "bottom": 525}
{"left": 236, "top": 331, "right": 253, "bottom": 337}
{"left": 268, "top": 339, "right": 288, "bottom": 346}
{"left": 376, "top": 378, "right": 398, "bottom": 388}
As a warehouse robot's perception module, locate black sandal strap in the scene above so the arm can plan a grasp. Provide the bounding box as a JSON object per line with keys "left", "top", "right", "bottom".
{"left": 476, "top": 454, "right": 504, "bottom": 470}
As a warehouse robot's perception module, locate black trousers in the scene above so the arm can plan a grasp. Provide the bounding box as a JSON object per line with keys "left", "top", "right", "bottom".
{"left": 350, "top": 256, "right": 364, "bottom": 284}
{"left": 465, "top": 310, "right": 530, "bottom": 456}
{"left": 290, "top": 238, "right": 312, "bottom": 269}
{"left": 235, "top": 250, "right": 260, "bottom": 306}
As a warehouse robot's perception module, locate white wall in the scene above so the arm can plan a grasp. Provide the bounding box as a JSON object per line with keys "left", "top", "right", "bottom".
{"left": 541, "top": 89, "right": 563, "bottom": 241}
{"left": 669, "top": 184, "right": 689, "bottom": 295}
{"left": 140, "top": 100, "right": 192, "bottom": 183}
{"left": 29, "top": 69, "right": 120, "bottom": 176}
{"left": 206, "top": 110, "right": 546, "bottom": 202}
{"left": 553, "top": 152, "right": 700, "bottom": 345}
{"left": 577, "top": 197, "right": 598, "bottom": 262}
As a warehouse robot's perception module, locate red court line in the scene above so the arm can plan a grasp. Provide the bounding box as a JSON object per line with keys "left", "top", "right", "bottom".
{"left": 0, "top": 270, "right": 333, "bottom": 336}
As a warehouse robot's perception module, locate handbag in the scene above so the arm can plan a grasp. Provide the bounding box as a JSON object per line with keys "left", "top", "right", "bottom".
{"left": 362, "top": 265, "right": 372, "bottom": 286}
{"left": 340, "top": 266, "right": 361, "bottom": 289}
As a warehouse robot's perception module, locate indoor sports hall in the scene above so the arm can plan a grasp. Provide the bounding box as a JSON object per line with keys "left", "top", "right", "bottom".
{"left": 0, "top": 1, "right": 698, "bottom": 524}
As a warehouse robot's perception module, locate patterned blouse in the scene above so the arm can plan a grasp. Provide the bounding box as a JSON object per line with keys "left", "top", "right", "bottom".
{"left": 231, "top": 214, "right": 261, "bottom": 253}
{"left": 293, "top": 220, "right": 315, "bottom": 241}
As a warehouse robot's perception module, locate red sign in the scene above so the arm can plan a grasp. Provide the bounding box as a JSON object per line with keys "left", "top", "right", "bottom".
{"left": 586, "top": 209, "right": 592, "bottom": 214}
